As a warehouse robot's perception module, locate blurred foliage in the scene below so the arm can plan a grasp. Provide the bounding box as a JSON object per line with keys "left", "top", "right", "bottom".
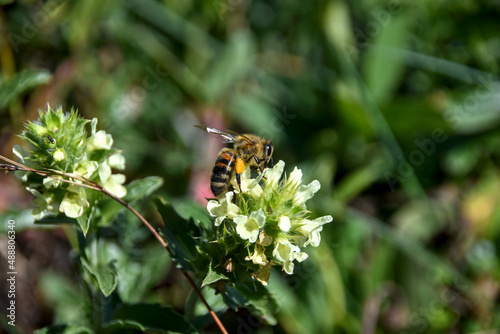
{"left": 1, "top": 0, "right": 500, "bottom": 333}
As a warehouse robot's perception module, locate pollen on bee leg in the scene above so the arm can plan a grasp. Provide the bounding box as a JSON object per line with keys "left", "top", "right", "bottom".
{"left": 235, "top": 158, "right": 246, "bottom": 193}
{"left": 235, "top": 157, "right": 245, "bottom": 174}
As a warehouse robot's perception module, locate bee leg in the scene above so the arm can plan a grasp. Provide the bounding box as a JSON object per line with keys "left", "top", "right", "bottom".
{"left": 261, "top": 157, "right": 272, "bottom": 180}
{"left": 247, "top": 155, "right": 265, "bottom": 173}
{"left": 235, "top": 155, "right": 246, "bottom": 193}
{"left": 236, "top": 171, "right": 242, "bottom": 193}
{"left": 247, "top": 155, "right": 268, "bottom": 179}
{"left": 265, "top": 156, "right": 273, "bottom": 168}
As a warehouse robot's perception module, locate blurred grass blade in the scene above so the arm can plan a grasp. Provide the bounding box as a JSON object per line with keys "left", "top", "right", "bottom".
{"left": 0, "top": 69, "right": 51, "bottom": 108}
{"left": 129, "top": 0, "right": 220, "bottom": 51}
{"left": 204, "top": 32, "right": 254, "bottom": 101}
{"left": 363, "top": 16, "right": 411, "bottom": 105}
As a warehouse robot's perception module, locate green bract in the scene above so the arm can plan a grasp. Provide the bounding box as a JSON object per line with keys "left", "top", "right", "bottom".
{"left": 206, "top": 160, "right": 332, "bottom": 285}
{"left": 14, "top": 106, "right": 126, "bottom": 221}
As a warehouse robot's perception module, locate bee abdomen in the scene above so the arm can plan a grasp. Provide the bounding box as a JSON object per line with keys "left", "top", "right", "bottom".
{"left": 211, "top": 150, "right": 236, "bottom": 197}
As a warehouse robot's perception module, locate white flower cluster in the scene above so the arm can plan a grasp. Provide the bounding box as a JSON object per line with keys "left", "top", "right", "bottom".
{"left": 15, "top": 108, "right": 126, "bottom": 220}
{"left": 207, "top": 160, "right": 332, "bottom": 283}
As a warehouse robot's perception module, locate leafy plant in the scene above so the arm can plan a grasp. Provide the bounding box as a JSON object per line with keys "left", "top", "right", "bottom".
{"left": 1, "top": 107, "right": 332, "bottom": 332}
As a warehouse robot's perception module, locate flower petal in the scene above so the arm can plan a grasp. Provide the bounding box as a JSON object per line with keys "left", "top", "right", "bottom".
{"left": 294, "top": 251, "right": 308, "bottom": 262}
{"left": 104, "top": 174, "right": 127, "bottom": 198}
{"left": 278, "top": 216, "right": 291, "bottom": 232}
{"left": 249, "top": 209, "right": 266, "bottom": 229}
{"left": 287, "top": 167, "right": 303, "bottom": 188}
{"left": 59, "top": 192, "right": 89, "bottom": 218}
{"left": 235, "top": 212, "right": 263, "bottom": 243}
{"left": 258, "top": 231, "right": 273, "bottom": 246}
{"left": 246, "top": 244, "right": 268, "bottom": 265}
{"left": 108, "top": 154, "right": 126, "bottom": 170}
{"left": 207, "top": 200, "right": 224, "bottom": 217}
{"left": 43, "top": 177, "right": 62, "bottom": 188}
{"left": 224, "top": 192, "right": 240, "bottom": 218}
{"left": 99, "top": 162, "right": 112, "bottom": 183}
{"left": 293, "top": 180, "right": 321, "bottom": 206}
{"left": 273, "top": 237, "right": 300, "bottom": 263}
{"left": 93, "top": 130, "right": 113, "bottom": 150}
{"left": 75, "top": 160, "right": 98, "bottom": 179}
{"left": 90, "top": 118, "right": 98, "bottom": 135}
{"left": 296, "top": 215, "right": 333, "bottom": 247}
{"left": 53, "top": 149, "right": 65, "bottom": 161}
{"left": 264, "top": 160, "right": 285, "bottom": 189}
{"left": 215, "top": 216, "right": 226, "bottom": 226}
{"left": 251, "top": 264, "right": 271, "bottom": 286}
{"left": 207, "top": 192, "right": 240, "bottom": 226}
{"left": 283, "top": 261, "right": 295, "bottom": 275}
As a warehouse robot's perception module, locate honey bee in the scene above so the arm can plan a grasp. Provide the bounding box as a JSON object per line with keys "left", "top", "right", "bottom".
{"left": 195, "top": 125, "right": 274, "bottom": 197}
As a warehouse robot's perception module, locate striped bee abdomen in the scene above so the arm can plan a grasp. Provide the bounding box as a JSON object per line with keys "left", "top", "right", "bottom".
{"left": 211, "top": 149, "right": 236, "bottom": 197}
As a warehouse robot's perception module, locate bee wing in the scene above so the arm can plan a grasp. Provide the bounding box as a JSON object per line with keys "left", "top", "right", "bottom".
{"left": 224, "top": 129, "right": 255, "bottom": 143}
{"left": 194, "top": 125, "right": 238, "bottom": 143}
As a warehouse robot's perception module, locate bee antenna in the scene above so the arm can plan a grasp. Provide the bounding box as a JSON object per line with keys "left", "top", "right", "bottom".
{"left": 226, "top": 129, "right": 254, "bottom": 143}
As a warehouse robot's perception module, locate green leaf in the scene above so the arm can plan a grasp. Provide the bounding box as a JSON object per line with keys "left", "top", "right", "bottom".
{"left": 76, "top": 206, "right": 98, "bottom": 236}
{"left": 154, "top": 197, "right": 201, "bottom": 272}
{"left": 116, "top": 244, "right": 171, "bottom": 303}
{"left": 98, "top": 176, "right": 163, "bottom": 227}
{"left": 34, "top": 215, "right": 77, "bottom": 225}
{"left": 0, "top": 69, "right": 51, "bottom": 108}
{"left": 81, "top": 259, "right": 118, "bottom": 297}
{"left": 170, "top": 199, "right": 213, "bottom": 229}
{"left": 123, "top": 176, "right": 164, "bottom": 202}
{"left": 223, "top": 281, "right": 278, "bottom": 325}
{"left": 34, "top": 325, "right": 93, "bottom": 334}
{"left": 201, "top": 263, "right": 227, "bottom": 287}
{"left": 103, "top": 303, "right": 198, "bottom": 334}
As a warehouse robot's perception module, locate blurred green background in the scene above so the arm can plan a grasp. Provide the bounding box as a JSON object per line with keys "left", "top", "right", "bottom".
{"left": 1, "top": 0, "right": 500, "bottom": 333}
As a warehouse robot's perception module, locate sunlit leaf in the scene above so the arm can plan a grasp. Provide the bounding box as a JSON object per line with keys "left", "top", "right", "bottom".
{"left": 201, "top": 262, "right": 227, "bottom": 287}
{"left": 81, "top": 259, "right": 118, "bottom": 297}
